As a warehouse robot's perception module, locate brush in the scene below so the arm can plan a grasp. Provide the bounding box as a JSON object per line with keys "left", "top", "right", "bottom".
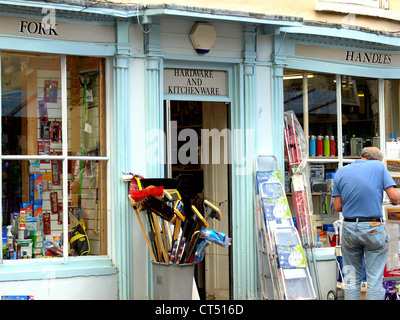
{"left": 181, "top": 205, "right": 209, "bottom": 263}
{"left": 142, "top": 195, "right": 175, "bottom": 222}
{"left": 184, "top": 202, "right": 223, "bottom": 263}
{"left": 203, "top": 200, "right": 222, "bottom": 221}
{"left": 129, "top": 186, "right": 164, "bottom": 206}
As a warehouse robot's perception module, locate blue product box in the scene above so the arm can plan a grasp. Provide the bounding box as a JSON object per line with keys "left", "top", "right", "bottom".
{"left": 29, "top": 173, "right": 43, "bottom": 204}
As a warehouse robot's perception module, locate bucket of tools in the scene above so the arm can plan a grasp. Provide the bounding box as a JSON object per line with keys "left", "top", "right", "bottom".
{"left": 128, "top": 177, "right": 229, "bottom": 300}
{"left": 152, "top": 261, "right": 195, "bottom": 300}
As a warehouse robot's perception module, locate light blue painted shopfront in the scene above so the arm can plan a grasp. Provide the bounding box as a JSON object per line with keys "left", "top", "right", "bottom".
{"left": 1, "top": 1, "right": 399, "bottom": 301}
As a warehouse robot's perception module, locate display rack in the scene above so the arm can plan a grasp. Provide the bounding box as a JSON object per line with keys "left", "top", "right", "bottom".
{"left": 255, "top": 155, "right": 316, "bottom": 300}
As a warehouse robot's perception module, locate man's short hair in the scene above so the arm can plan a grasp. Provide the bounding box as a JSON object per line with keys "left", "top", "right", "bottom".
{"left": 361, "top": 147, "right": 383, "bottom": 161}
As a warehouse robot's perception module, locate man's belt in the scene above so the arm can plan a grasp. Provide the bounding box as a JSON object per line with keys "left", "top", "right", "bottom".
{"left": 343, "top": 218, "right": 383, "bottom": 222}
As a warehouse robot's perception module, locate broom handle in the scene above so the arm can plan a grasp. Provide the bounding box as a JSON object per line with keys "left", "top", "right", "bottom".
{"left": 152, "top": 212, "right": 169, "bottom": 263}
{"left": 134, "top": 206, "right": 156, "bottom": 261}
{"left": 78, "top": 80, "right": 87, "bottom": 206}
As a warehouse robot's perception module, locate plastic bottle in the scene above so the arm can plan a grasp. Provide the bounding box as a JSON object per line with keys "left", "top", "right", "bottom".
{"left": 323, "top": 135, "right": 330, "bottom": 156}
{"left": 6, "top": 225, "right": 14, "bottom": 258}
{"left": 309, "top": 135, "right": 316, "bottom": 156}
{"left": 316, "top": 136, "right": 323, "bottom": 156}
{"left": 330, "top": 136, "right": 336, "bottom": 156}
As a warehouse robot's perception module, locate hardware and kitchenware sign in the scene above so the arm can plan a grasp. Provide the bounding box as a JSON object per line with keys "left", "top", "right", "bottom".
{"left": 164, "top": 68, "right": 227, "bottom": 96}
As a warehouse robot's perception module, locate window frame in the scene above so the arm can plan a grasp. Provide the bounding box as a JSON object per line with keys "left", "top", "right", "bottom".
{"left": 283, "top": 69, "right": 386, "bottom": 169}
{"left": 0, "top": 52, "right": 110, "bottom": 264}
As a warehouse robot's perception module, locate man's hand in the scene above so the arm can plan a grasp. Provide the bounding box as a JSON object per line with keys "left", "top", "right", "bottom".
{"left": 333, "top": 195, "right": 343, "bottom": 212}
{"left": 385, "top": 186, "right": 400, "bottom": 205}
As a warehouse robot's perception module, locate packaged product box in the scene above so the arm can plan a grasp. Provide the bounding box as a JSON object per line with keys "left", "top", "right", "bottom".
{"left": 10, "top": 211, "right": 19, "bottom": 233}
{"left": 33, "top": 247, "right": 44, "bottom": 258}
{"left": 15, "top": 239, "right": 32, "bottom": 258}
{"left": 42, "top": 171, "right": 53, "bottom": 191}
{"left": 29, "top": 173, "right": 43, "bottom": 204}
{"left": 33, "top": 204, "right": 42, "bottom": 218}
{"left": 2, "top": 233, "right": 6, "bottom": 258}
{"left": 30, "top": 233, "right": 44, "bottom": 248}
{"left": 26, "top": 217, "right": 38, "bottom": 232}
{"left": 19, "top": 203, "right": 33, "bottom": 217}
{"left": 29, "top": 230, "right": 43, "bottom": 237}
{"left": 32, "top": 213, "right": 43, "bottom": 231}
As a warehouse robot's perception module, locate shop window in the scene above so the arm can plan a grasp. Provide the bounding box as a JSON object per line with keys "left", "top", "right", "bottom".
{"left": 1, "top": 52, "right": 107, "bottom": 261}
{"left": 284, "top": 70, "right": 339, "bottom": 222}
{"left": 283, "top": 70, "right": 384, "bottom": 238}
{"left": 284, "top": 70, "right": 337, "bottom": 146}
{"left": 341, "top": 76, "right": 379, "bottom": 157}
{"left": 384, "top": 79, "right": 400, "bottom": 144}
{"left": 283, "top": 69, "right": 304, "bottom": 127}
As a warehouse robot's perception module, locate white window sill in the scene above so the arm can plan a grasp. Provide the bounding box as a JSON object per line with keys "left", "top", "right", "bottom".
{"left": 0, "top": 256, "right": 116, "bottom": 282}
{"left": 315, "top": 1, "right": 400, "bottom": 22}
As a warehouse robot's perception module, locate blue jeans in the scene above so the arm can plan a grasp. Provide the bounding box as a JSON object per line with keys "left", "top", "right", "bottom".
{"left": 341, "top": 221, "right": 388, "bottom": 300}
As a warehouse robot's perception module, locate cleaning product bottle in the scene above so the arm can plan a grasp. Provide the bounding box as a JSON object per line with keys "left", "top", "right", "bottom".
{"left": 6, "top": 225, "right": 14, "bottom": 259}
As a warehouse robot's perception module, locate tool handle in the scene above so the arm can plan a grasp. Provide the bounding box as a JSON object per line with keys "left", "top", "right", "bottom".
{"left": 152, "top": 212, "right": 169, "bottom": 263}
{"left": 134, "top": 208, "right": 156, "bottom": 261}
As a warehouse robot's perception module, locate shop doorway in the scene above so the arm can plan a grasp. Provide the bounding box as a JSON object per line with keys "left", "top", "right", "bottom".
{"left": 164, "top": 100, "right": 231, "bottom": 300}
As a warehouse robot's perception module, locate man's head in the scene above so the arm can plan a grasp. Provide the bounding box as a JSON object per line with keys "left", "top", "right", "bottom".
{"left": 361, "top": 147, "right": 383, "bottom": 161}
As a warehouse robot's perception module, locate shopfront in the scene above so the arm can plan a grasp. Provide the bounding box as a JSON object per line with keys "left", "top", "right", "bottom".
{"left": 0, "top": 0, "right": 306, "bottom": 300}
{"left": 128, "top": 9, "right": 306, "bottom": 299}
{"left": 7, "top": 1, "right": 398, "bottom": 301}
{"left": 0, "top": 4, "right": 121, "bottom": 299}
{"left": 273, "top": 27, "right": 400, "bottom": 298}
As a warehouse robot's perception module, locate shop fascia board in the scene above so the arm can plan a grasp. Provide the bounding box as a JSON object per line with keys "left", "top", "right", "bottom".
{"left": 281, "top": 23, "right": 400, "bottom": 50}
{"left": 0, "top": 0, "right": 140, "bottom": 18}
{"left": 0, "top": 0, "right": 303, "bottom": 28}
{"left": 0, "top": 34, "right": 116, "bottom": 56}
{"left": 139, "top": 5, "right": 302, "bottom": 28}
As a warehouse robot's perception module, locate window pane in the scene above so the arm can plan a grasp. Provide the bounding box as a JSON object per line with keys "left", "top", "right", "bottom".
{"left": 67, "top": 56, "right": 107, "bottom": 255}
{"left": 1, "top": 53, "right": 108, "bottom": 260}
{"left": 308, "top": 72, "right": 337, "bottom": 158}
{"left": 68, "top": 159, "right": 107, "bottom": 255}
{"left": 341, "top": 76, "right": 379, "bottom": 157}
{"left": 2, "top": 159, "right": 64, "bottom": 259}
{"left": 384, "top": 79, "right": 400, "bottom": 149}
{"left": 284, "top": 69, "right": 304, "bottom": 127}
{"left": 67, "top": 56, "right": 106, "bottom": 157}
{"left": 2, "top": 52, "right": 61, "bottom": 156}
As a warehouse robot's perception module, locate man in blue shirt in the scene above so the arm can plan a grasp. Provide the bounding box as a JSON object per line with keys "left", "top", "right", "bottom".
{"left": 333, "top": 147, "right": 399, "bottom": 300}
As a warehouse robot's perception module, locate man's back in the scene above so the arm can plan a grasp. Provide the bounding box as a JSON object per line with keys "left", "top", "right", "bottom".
{"left": 332, "top": 159, "right": 393, "bottom": 219}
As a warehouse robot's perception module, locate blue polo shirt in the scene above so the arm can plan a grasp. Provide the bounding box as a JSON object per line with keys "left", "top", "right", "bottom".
{"left": 332, "top": 159, "right": 395, "bottom": 219}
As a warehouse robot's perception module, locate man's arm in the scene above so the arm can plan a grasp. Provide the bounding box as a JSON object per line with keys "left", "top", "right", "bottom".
{"left": 333, "top": 195, "right": 342, "bottom": 212}
{"left": 385, "top": 186, "right": 400, "bottom": 205}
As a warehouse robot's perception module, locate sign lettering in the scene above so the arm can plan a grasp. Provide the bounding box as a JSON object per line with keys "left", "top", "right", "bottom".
{"left": 20, "top": 20, "right": 58, "bottom": 36}
{"left": 295, "top": 45, "right": 400, "bottom": 66}
{"left": 164, "top": 68, "right": 227, "bottom": 96}
{"left": 345, "top": 50, "right": 392, "bottom": 65}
